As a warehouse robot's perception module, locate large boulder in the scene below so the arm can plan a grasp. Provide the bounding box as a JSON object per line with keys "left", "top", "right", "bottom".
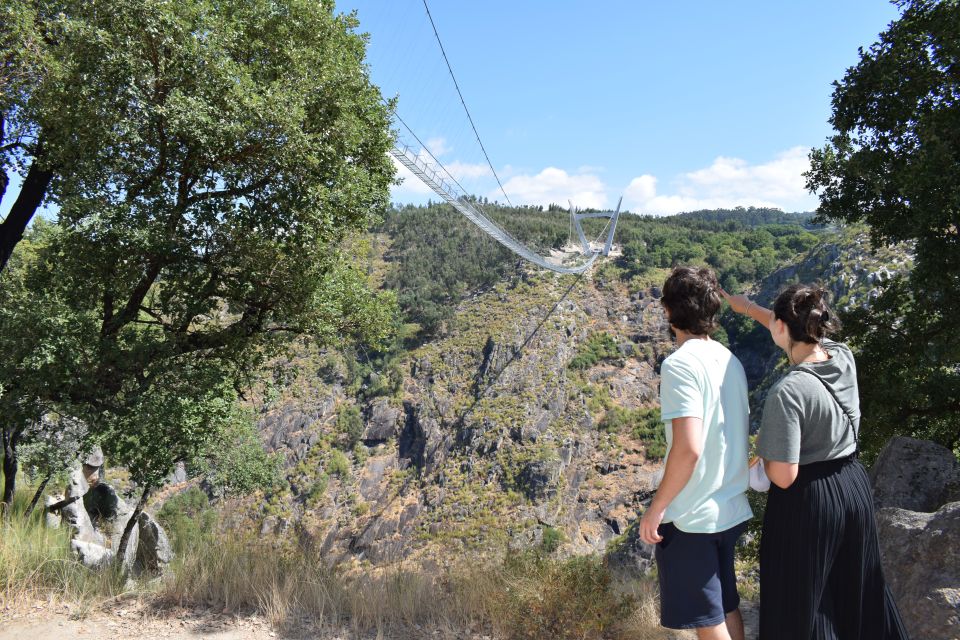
{"left": 103, "top": 492, "right": 139, "bottom": 569}
{"left": 65, "top": 467, "right": 89, "bottom": 500}
{"left": 44, "top": 494, "right": 62, "bottom": 529}
{"left": 84, "top": 483, "right": 123, "bottom": 522}
{"left": 61, "top": 496, "right": 104, "bottom": 545}
{"left": 134, "top": 512, "right": 173, "bottom": 575}
{"left": 81, "top": 446, "right": 104, "bottom": 486}
{"left": 871, "top": 436, "right": 960, "bottom": 512}
{"left": 363, "top": 398, "right": 402, "bottom": 443}
{"left": 83, "top": 445, "right": 104, "bottom": 468}
{"left": 59, "top": 466, "right": 104, "bottom": 544}
{"left": 605, "top": 521, "right": 656, "bottom": 580}
{"left": 876, "top": 502, "right": 960, "bottom": 640}
{"left": 71, "top": 539, "right": 114, "bottom": 568}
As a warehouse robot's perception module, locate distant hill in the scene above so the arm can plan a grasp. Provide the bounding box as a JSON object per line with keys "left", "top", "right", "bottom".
{"left": 665, "top": 207, "right": 816, "bottom": 229}
{"left": 378, "top": 203, "right": 823, "bottom": 341}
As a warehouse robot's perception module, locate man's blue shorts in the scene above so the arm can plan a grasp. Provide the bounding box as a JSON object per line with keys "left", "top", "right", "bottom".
{"left": 654, "top": 520, "right": 748, "bottom": 630}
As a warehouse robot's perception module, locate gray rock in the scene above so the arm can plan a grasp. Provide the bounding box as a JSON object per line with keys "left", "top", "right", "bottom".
{"left": 398, "top": 502, "right": 421, "bottom": 532}
{"left": 83, "top": 445, "right": 104, "bottom": 468}
{"left": 84, "top": 483, "right": 123, "bottom": 523}
{"left": 877, "top": 502, "right": 960, "bottom": 640}
{"left": 168, "top": 461, "right": 188, "bottom": 484}
{"left": 88, "top": 484, "right": 138, "bottom": 569}
{"left": 518, "top": 458, "right": 562, "bottom": 502}
{"left": 44, "top": 495, "right": 62, "bottom": 529}
{"left": 260, "top": 515, "right": 278, "bottom": 536}
{"left": 871, "top": 436, "right": 960, "bottom": 512}
{"left": 135, "top": 512, "right": 173, "bottom": 575}
{"left": 606, "top": 522, "right": 656, "bottom": 579}
{"left": 359, "top": 455, "right": 394, "bottom": 501}
{"left": 61, "top": 497, "right": 104, "bottom": 545}
{"left": 363, "top": 398, "right": 402, "bottom": 443}
{"left": 71, "top": 539, "right": 114, "bottom": 568}
{"left": 518, "top": 411, "right": 552, "bottom": 443}
{"left": 65, "top": 467, "right": 89, "bottom": 500}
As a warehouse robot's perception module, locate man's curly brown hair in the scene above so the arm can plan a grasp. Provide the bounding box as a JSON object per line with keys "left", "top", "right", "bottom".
{"left": 661, "top": 266, "right": 722, "bottom": 335}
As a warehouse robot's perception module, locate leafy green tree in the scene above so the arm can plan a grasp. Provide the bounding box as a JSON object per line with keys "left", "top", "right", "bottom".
{"left": 0, "top": 0, "right": 397, "bottom": 554}
{"left": 0, "top": 220, "right": 91, "bottom": 507}
{"left": 336, "top": 404, "right": 364, "bottom": 450}
{"left": 189, "top": 406, "right": 282, "bottom": 497}
{"left": 806, "top": 0, "right": 960, "bottom": 457}
{"left": 17, "top": 413, "right": 85, "bottom": 517}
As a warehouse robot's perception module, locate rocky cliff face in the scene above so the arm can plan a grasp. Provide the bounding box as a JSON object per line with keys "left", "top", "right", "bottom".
{"left": 236, "top": 227, "right": 914, "bottom": 569}
{"left": 872, "top": 437, "right": 960, "bottom": 640}
{"left": 242, "top": 270, "right": 673, "bottom": 566}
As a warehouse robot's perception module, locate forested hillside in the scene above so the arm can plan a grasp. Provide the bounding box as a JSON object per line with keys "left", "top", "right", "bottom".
{"left": 379, "top": 203, "right": 821, "bottom": 341}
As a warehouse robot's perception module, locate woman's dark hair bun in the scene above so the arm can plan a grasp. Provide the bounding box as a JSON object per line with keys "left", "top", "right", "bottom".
{"left": 773, "top": 284, "right": 840, "bottom": 344}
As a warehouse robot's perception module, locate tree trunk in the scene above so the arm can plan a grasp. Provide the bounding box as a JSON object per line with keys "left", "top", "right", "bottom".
{"left": 23, "top": 474, "right": 51, "bottom": 519}
{"left": 0, "top": 153, "right": 53, "bottom": 274}
{"left": 116, "top": 483, "right": 151, "bottom": 566}
{"left": 2, "top": 430, "right": 18, "bottom": 510}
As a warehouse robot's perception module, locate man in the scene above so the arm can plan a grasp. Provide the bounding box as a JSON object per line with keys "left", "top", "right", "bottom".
{"left": 639, "top": 266, "right": 752, "bottom": 640}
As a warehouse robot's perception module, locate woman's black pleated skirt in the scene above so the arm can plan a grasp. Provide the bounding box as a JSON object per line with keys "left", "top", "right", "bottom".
{"left": 759, "top": 455, "right": 910, "bottom": 640}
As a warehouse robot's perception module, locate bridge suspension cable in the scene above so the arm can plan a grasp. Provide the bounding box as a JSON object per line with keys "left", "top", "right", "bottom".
{"left": 421, "top": 0, "right": 513, "bottom": 207}
{"left": 387, "top": 2, "right": 621, "bottom": 275}
{"left": 391, "top": 120, "right": 621, "bottom": 274}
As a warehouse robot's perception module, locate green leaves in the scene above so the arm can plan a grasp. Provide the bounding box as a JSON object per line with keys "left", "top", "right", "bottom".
{"left": 1, "top": 0, "right": 397, "bottom": 494}
{"left": 806, "top": 0, "right": 960, "bottom": 457}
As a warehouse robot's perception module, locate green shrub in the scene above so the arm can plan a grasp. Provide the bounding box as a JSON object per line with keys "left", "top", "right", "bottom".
{"left": 336, "top": 404, "right": 364, "bottom": 450}
{"left": 541, "top": 526, "right": 563, "bottom": 554}
{"left": 632, "top": 408, "right": 667, "bottom": 460}
{"left": 326, "top": 450, "right": 351, "bottom": 477}
{"left": 196, "top": 408, "right": 283, "bottom": 495}
{"left": 352, "top": 441, "right": 369, "bottom": 466}
{"left": 306, "top": 474, "right": 329, "bottom": 507}
{"left": 599, "top": 406, "right": 667, "bottom": 460}
{"left": 569, "top": 332, "right": 619, "bottom": 370}
{"left": 158, "top": 487, "right": 218, "bottom": 555}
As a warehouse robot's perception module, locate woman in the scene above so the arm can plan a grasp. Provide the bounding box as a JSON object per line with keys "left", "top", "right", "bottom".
{"left": 724, "top": 284, "right": 908, "bottom": 640}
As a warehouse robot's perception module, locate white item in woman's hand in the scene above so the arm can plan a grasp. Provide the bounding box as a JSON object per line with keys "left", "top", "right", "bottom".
{"left": 749, "top": 456, "right": 771, "bottom": 492}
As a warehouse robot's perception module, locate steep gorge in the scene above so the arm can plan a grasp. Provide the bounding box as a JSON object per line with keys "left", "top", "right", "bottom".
{"left": 234, "top": 217, "right": 910, "bottom": 569}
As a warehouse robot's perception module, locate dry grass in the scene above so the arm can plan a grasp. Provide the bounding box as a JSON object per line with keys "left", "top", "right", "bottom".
{"left": 0, "top": 488, "right": 132, "bottom": 616}
{"left": 2, "top": 484, "right": 672, "bottom": 639}
{"left": 159, "top": 530, "right": 673, "bottom": 639}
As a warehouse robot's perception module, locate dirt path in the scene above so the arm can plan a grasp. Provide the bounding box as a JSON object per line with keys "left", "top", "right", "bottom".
{"left": 0, "top": 604, "right": 407, "bottom": 640}
{"left": 1, "top": 601, "right": 758, "bottom": 639}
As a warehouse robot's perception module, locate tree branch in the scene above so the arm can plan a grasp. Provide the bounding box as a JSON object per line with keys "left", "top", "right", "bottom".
{"left": 183, "top": 176, "right": 270, "bottom": 207}
{"left": 102, "top": 260, "right": 163, "bottom": 337}
{"left": 0, "top": 144, "right": 53, "bottom": 274}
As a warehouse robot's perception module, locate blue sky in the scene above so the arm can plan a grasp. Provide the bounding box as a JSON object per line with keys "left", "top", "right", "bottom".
{"left": 337, "top": 1, "right": 901, "bottom": 214}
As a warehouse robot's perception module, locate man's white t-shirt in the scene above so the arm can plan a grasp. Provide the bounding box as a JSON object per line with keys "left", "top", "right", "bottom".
{"left": 659, "top": 338, "right": 752, "bottom": 533}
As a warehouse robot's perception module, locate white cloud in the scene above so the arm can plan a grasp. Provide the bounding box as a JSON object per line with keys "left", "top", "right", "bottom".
{"left": 498, "top": 167, "right": 608, "bottom": 209}
{"left": 425, "top": 137, "right": 452, "bottom": 157}
{"left": 623, "top": 147, "right": 817, "bottom": 216}
{"left": 446, "top": 161, "right": 492, "bottom": 180}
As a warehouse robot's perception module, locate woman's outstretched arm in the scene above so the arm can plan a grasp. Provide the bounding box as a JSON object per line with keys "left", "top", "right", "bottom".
{"left": 721, "top": 289, "right": 774, "bottom": 328}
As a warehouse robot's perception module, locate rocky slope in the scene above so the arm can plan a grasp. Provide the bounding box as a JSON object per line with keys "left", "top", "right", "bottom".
{"left": 243, "top": 269, "right": 672, "bottom": 566}
{"left": 219, "top": 225, "right": 913, "bottom": 569}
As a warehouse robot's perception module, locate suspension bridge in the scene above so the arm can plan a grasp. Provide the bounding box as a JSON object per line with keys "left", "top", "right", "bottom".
{"left": 380, "top": 1, "right": 622, "bottom": 275}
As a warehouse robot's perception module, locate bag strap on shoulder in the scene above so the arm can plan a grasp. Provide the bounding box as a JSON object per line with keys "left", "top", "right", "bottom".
{"left": 794, "top": 369, "right": 860, "bottom": 454}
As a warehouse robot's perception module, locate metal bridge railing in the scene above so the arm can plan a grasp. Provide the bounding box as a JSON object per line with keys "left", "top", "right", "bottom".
{"left": 391, "top": 145, "right": 617, "bottom": 275}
